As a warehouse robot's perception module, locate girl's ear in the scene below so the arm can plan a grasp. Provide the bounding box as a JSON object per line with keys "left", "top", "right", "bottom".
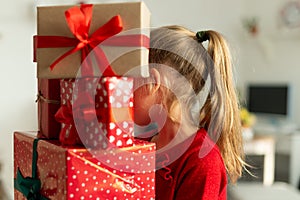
{"left": 150, "top": 68, "right": 161, "bottom": 94}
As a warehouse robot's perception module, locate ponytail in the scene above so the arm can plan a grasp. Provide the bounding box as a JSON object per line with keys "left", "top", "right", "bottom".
{"left": 203, "top": 30, "right": 245, "bottom": 183}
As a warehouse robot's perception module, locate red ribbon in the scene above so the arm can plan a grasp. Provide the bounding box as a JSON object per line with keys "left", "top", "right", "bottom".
{"left": 55, "top": 92, "right": 98, "bottom": 145}
{"left": 55, "top": 102, "right": 79, "bottom": 145}
{"left": 55, "top": 87, "right": 114, "bottom": 146}
{"left": 34, "top": 4, "right": 150, "bottom": 77}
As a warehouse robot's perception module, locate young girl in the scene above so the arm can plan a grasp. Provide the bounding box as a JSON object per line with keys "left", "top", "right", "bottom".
{"left": 134, "top": 26, "right": 244, "bottom": 199}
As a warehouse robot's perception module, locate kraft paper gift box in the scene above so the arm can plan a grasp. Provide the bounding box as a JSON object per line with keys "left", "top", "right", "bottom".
{"left": 14, "top": 131, "right": 155, "bottom": 200}
{"left": 34, "top": 2, "right": 151, "bottom": 79}
{"left": 37, "top": 79, "right": 61, "bottom": 139}
{"left": 55, "top": 77, "right": 134, "bottom": 148}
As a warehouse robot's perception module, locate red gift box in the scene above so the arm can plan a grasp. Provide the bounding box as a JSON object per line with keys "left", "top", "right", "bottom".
{"left": 14, "top": 131, "right": 155, "bottom": 199}
{"left": 55, "top": 77, "right": 134, "bottom": 148}
{"left": 37, "top": 79, "right": 61, "bottom": 139}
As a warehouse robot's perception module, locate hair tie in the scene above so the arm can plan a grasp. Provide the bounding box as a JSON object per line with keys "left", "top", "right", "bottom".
{"left": 196, "top": 31, "right": 209, "bottom": 42}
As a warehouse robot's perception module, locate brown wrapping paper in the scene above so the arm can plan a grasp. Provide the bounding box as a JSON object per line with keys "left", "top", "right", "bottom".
{"left": 35, "top": 2, "right": 151, "bottom": 79}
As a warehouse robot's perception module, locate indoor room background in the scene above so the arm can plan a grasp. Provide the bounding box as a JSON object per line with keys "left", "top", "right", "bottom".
{"left": 1, "top": 0, "right": 300, "bottom": 199}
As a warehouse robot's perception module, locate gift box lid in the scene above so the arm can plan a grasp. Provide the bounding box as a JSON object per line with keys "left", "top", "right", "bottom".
{"left": 35, "top": 2, "right": 151, "bottom": 79}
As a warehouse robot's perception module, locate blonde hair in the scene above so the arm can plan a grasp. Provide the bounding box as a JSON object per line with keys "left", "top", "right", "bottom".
{"left": 149, "top": 25, "right": 244, "bottom": 183}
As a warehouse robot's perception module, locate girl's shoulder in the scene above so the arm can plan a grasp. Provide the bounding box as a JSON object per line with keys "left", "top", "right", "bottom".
{"left": 155, "top": 129, "right": 227, "bottom": 199}
{"left": 171, "top": 129, "right": 228, "bottom": 200}
{"left": 184, "top": 128, "right": 226, "bottom": 173}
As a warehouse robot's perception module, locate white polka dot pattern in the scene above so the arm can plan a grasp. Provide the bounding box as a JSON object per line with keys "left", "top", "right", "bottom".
{"left": 59, "top": 77, "right": 134, "bottom": 148}
{"left": 14, "top": 132, "right": 156, "bottom": 199}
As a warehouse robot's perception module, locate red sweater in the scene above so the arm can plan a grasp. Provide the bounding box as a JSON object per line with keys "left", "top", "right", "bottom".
{"left": 155, "top": 129, "right": 227, "bottom": 200}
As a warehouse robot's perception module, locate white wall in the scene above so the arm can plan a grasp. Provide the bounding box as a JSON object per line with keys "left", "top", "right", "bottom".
{"left": 1, "top": 0, "right": 299, "bottom": 198}
{"left": 0, "top": 0, "right": 37, "bottom": 198}
{"left": 237, "top": 0, "right": 300, "bottom": 125}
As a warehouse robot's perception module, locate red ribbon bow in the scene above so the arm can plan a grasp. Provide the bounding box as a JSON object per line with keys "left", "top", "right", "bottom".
{"left": 55, "top": 91, "right": 98, "bottom": 145}
{"left": 34, "top": 4, "right": 124, "bottom": 76}
{"left": 55, "top": 87, "right": 114, "bottom": 146}
{"left": 34, "top": 4, "right": 150, "bottom": 77}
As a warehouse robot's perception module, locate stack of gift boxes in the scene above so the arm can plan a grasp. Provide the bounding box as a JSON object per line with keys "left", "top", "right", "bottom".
{"left": 14, "top": 2, "right": 156, "bottom": 199}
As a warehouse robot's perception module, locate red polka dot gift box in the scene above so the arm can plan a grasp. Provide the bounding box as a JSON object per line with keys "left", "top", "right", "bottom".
{"left": 55, "top": 77, "right": 134, "bottom": 149}
{"left": 14, "top": 131, "right": 155, "bottom": 199}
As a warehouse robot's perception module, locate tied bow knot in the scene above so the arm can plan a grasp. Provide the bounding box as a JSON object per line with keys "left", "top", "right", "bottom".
{"left": 55, "top": 91, "right": 107, "bottom": 145}
{"left": 34, "top": 4, "right": 150, "bottom": 77}
{"left": 55, "top": 91, "right": 98, "bottom": 125}
{"left": 55, "top": 5, "right": 123, "bottom": 76}
{"left": 34, "top": 4, "right": 123, "bottom": 76}
{"left": 77, "top": 39, "right": 90, "bottom": 49}
{"left": 14, "top": 139, "right": 48, "bottom": 200}
{"left": 14, "top": 169, "right": 47, "bottom": 200}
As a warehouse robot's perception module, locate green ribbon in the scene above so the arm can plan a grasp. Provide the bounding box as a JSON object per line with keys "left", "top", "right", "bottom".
{"left": 14, "top": 139, "right": 48, "bottom": 200}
